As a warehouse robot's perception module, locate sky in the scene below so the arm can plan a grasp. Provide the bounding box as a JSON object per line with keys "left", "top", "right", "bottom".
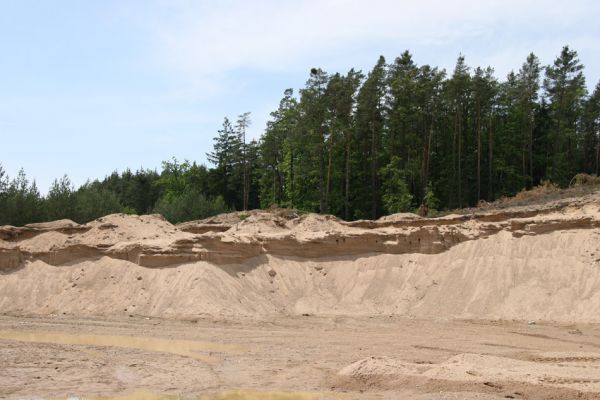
{"left": 1, "top": 0, "right": 599, "bottom": 193}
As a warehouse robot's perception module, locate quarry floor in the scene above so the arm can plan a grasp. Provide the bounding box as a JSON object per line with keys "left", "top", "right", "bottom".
{"left": 2, "top": 315, "right": 600, "bottom": 400}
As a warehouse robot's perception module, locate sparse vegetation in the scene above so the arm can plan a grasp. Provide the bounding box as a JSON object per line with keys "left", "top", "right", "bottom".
{"left": 571, "top": 173, "right": 600, "bottom": 187}
{"left": 513, "top": 180, "right": 561, "bottom": 202}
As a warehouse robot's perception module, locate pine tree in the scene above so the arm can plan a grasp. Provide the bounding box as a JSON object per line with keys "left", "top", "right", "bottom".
{"left": 354, "top": 56, "right": 386, "bottom": 219}
{"left": 582, "top": 82, "right": 600, "bottom": 175}
{"left": 207, "top": 117, "right": 243, "bottom": 208}
{"left": 517, "top": 53, "right": 541, "bottom": 186}
{"left": 415, "top": 65, "right": 446, "bottom": 204}
{"left": 324, "top": 69, "right": 362, "bottom": 218}
{"left": 1, "top": 169, "right": 44, "bottom": 226}
{"left": 446, "top": 55, "right": 471, "bottom": 207}
{"left": 46, "top": 175, "right": 75, "bottom": 221}
{"left": 543, "top": 46, "right": 587, "bottom": 185}
{"left": 387, "top": 51, "right": 420, "bottom": 174}
{"left": 288, "top": 68, "right": 329, "bottom": 213}
{"left": 471, "top": 66, "right": 497, "bottom": 200}
{"left": 259, "top": 89, "right": 298, "bottom": 208}
{"left": 495, "top": 71, "right": 524, "bottom": 196}
{"left": 235, "top": 112, "right": 252, "bottom": 210}
{"left": 381, "top": 156, "right": 413, "bottom": 214}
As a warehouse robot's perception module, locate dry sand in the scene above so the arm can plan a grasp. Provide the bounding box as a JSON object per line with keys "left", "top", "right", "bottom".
{"left": 2, "top": 191, "right": 600, "bottom": 398}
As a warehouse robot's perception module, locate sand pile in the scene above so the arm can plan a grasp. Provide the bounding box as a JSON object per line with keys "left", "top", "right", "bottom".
{"left": 335, "top": 352, "right": 600, "bottom": 393}
{"left": 1, "top": 191, "right": 600, "bottom": 321}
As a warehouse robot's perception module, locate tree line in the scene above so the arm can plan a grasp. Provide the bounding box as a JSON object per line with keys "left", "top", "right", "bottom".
{"left": 220, "top": 45, "right": 600, "bottom": 219}
{"left": 1, "top": 46, "right": 599, "bottom": 226}
{"left": 0, "top": 160, "right": 229, "bottom": 226}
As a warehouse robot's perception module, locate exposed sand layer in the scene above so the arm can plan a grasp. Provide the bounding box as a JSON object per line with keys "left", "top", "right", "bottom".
{"left": 1, "top": 192, "right": 600, "bottom": 322}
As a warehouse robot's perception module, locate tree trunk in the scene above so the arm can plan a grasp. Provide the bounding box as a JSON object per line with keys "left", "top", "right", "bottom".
{"left": 488, "top": 115, "right": 494, "bottom": 201}
{"left": 272, "top": 167, "right": 277, "bottom": 205}
{"left": 596, "top": 138, "right": 600, "bottom": 176}
{"left": 529, "top": 109, "right": 534, "bottom": 187}
{"left": 319, "top": 128, "right": 325, "bottom": 214}
{"left": 458, "top": 110, "right": 462, "bottom": 208}
{"left": 244, "top": 164, "right": 249, "bottom": 210}
{"left": 452, "top": 114, "right": 457, "bottom": 207}
{"left": 325, "top": 129, "right": 335, "bottom": 214}
{"left": 371, "top": 122, "right": 377, "bottom": 219}
{"left": 421, "top": 118, "right": 434, "bottom": 195}
{"left": 289, "top": 148, "right": 294, "bottom": 208}
{"left": 477, "top": 107, "right": 481, "bottom": 201}
{"left": 522, "top": 143, "right": 526, "bottom": 187}
{"left": 344, "top": 134, "right": 350, "bottom": 220}
{"left": 242, "top": 130, "right": 247, "bottom": 211}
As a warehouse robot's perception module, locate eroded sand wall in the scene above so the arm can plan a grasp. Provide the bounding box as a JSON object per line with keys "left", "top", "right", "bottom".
{"left": 1, "top": 228, "right": 599, "bottom": 322}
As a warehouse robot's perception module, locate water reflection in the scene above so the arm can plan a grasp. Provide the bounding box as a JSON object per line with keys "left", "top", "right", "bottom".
{"left": 0, "top": 330, "right": 247, "bottom": 362}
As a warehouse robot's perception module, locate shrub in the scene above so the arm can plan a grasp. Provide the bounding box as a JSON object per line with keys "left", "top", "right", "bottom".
{"left": 153, "top": 189, "right": 229, "bottom": 224}
{"left": 512, "top": 180, "right": 560, "bottom": 202}
{"left": 73, "top": 185, "right": 125, "bottom": 223}
{"left": 571, "top": 173, "right": 600, "bottom": 187}
{"left": 380, "top": 157, "right": 413, "bottom": 214}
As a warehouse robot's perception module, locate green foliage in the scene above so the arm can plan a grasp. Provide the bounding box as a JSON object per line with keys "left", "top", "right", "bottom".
{"left": 153, "top": 189, "right": 228, "bottom": 224}
{"left": 72, "top": 184, "right": 125, "bottom": 223}
{"left": 380, "top": 157, "right": 413, "bottom": 214}
{"left": 0, "top": 168, "right": 44, "bottom": 226}
{"left": 581, "top": 82, "right": 600, "bottom": 175}
{"left": 45, "top": 175, "right": 75, "bottom": 221}
{"left": 543, "top": 46, "right": 587, "bottom": 185}
{"left": 258, "top": 88, "right": 298, "bottom": 208}
{"left": 423, "top": 182, "right": 440, "bottom": 211}
{"left": 353, "top": 56, "right": 386, "bottom": 219}
{"left": 122, "top": 206, "right": 137, "bottom": 215}
{"left": 99, "top": 168, "right": 161, "bottom": 214}
{"left": 156, "top": 158, "right": 209, "bottom": 201}
{"left": 207, "top": 115, "right": 260, "bottom": 211}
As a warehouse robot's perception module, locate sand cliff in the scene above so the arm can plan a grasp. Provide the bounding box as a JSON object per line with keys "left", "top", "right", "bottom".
{"left": 1, "top": 192, "right": 600, "bottom": 322}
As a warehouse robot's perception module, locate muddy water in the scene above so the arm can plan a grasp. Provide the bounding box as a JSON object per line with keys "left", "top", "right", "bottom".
{"left": 198, "top": 390, "right": 343, "bottom": 400}
{"left": 0, "top": 330, "right": 247, "bottom": 362}
{"left": 49, "top": 390, "right": 340, "bottom": 400}
{"left": 52, "top": 391, "right": 177, "bottom": 400}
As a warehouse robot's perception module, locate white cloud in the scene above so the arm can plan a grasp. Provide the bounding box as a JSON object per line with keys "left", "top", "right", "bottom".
{"left": 125, "top": 0, "right": 600, "bottom": 149}
{"left": 146, "top": 0, "right": 599, "bottom": 80}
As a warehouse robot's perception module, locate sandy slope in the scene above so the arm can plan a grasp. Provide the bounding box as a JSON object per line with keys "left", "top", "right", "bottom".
{"left": 1, "top": 192, "right": 600, "bottom": 322}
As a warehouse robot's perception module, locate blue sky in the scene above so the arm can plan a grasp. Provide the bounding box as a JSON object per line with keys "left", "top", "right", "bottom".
{"left": 1, "top": 0, "right": 599, "bottom": 193}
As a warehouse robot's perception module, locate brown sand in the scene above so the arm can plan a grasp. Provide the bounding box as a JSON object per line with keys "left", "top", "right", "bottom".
{"left": 1, "top": 191, "right": 600, "bottom": 398}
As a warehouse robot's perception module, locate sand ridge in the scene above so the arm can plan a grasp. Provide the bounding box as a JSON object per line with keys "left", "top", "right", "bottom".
{"left": 1, "top": 191, "right": 600, "bottom": 322}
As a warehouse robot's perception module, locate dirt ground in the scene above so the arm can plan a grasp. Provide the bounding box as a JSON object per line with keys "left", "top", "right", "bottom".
{"left": 2, "top": 314, "right": 600, "bottom": 400}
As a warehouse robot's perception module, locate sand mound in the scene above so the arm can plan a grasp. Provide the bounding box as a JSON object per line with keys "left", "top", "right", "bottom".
{"left": 335, "top": 352, "right": 600, "bottom": 394}
{"left": 377, "top": 212, "right": 422, "bottom": 222}
{"left": 338, "top": 356, "right": 421, "bottom": 379}
{"left": 424, "top": 353, "right": 600, "bottom": 391}
{"left": 1, "top": 191, "right": 600, "bottom": 322}
{"left": 24, "top": 219, "right": 80, "bottom": 230}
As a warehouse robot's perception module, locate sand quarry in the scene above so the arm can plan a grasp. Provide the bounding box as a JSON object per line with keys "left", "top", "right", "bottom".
{"left": 2, "top": 191, "right": 600, "bottom": 399}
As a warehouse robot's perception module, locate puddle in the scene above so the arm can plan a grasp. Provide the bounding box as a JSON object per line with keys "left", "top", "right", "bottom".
{"left": 51, "top": 390, "right": 342, "bottom": 400}
{"left": 52, "top": 390, "right": 342, "bottom": 400}
{"left": 54, "top": 391, "right": 177, "bottom": 400}
{"left": 198, "top": 390, "right": 343, "bottom": 400}
{"left": 0, "top": 330, "right": 247, "bottom": 362}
